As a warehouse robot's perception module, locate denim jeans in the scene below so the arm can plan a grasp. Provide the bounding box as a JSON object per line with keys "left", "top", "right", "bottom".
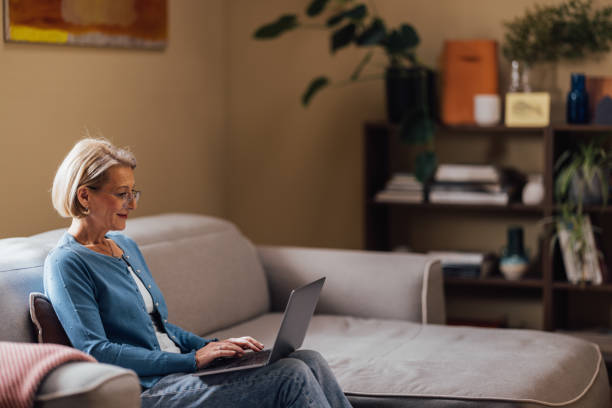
{"left": 141, "top": 350, "right": 353, "bottom": 408}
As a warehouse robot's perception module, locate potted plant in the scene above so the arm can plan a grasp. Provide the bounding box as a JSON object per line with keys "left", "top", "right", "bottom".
{"left": 253, "top": 0, "right": 437, "bottom": 182}
{"left": 502, "top": 0, "right": 612, "bottom": 91}
{"left": 555, "top": 139, "right": 611, "bottom": 210}
{"left": 553, "top": 139, "right": 611, "bottom": 284}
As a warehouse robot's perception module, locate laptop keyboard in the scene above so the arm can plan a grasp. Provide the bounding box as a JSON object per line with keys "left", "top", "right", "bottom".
{"left": 206, "top": 349, "right": 271, "bottom": 370}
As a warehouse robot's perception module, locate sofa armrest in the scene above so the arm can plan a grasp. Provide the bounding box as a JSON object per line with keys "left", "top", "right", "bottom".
{"left": 35, "top": 361, "right": 141, "bottom": 408}
{"left": 257, "top": 246, "right": 446, "bottom": 324}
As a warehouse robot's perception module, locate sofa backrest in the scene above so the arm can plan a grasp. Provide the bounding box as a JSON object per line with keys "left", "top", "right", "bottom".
{"left": 0, "top": 213, "right": 270, "bottom": 342}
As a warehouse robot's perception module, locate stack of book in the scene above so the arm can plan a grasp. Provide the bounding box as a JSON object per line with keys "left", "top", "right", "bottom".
{"left": 428, "top": 251, "right": 493, "bottom": 279}
{"left": 428, "top": 164, "right": 512, "bottom": 205}
{"left": 374, "top": 173, "right": 423, "bottom": 203}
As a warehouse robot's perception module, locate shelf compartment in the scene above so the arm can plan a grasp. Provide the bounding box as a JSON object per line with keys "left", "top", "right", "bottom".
{"left": 553, "top": 282, "right": 612, "bottom": 292}
{"left": 369, "top": 200, "right": 545, "bottom": 214}
{"left": 445, "top": 277, "right": 544, "bottom": 288}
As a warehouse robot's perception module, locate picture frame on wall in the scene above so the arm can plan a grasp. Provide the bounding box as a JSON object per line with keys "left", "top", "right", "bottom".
{"left": 504, "top": 92, "right": 551, "bottom": 127}
{"left": 3, "top": 0, "right": 167, "bottom": 49}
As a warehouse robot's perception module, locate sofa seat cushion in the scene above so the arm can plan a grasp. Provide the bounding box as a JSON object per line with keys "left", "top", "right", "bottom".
{"left": 207, "top": 314, "right": 606, "bottom": 406}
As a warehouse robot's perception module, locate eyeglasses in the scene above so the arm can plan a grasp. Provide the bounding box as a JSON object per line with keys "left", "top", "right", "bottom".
{"left": 88, "top": 187, "right": 141, "bottom": 207}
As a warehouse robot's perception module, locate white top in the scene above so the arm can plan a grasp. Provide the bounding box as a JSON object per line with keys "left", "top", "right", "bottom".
{"left": 127, "top": 265, "right": 181, "bottom": 354}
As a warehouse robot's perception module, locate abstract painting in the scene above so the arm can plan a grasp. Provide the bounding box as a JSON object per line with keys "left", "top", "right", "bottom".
{"left": 3, "top": 0, "right": 167, "bottom": 49}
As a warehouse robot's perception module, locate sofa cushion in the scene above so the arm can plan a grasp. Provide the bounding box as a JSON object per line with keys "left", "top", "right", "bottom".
{"left": 122, "top": 214, "right": 270, "bottom": 335}
{"left": 207, "top": 314, "right": 606, "bottom": 407}
{"left": 29, "top": 293, "right": 71, "bottom": 346}
{"left": 35, "top": 362, "right": 141, "bottom": 408}
{"left": 0, "top": 238, "right": 50, "bottom": 343}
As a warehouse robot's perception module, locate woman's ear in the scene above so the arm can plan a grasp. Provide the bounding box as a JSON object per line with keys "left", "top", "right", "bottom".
{"left": 76, "top": 186, "right": 90, "bottom": 210}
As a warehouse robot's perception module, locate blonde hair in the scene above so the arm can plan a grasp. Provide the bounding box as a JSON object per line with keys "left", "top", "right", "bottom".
{"left": 52, "top": 138, "right": 137, "bottom": 218}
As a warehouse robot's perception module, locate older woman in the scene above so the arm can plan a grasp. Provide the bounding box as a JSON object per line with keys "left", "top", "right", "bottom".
{"left": 44, "top": 138, "right": 352, "bottom": 408}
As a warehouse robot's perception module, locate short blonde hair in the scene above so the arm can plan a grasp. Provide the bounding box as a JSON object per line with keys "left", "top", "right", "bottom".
{"left": 52, "top": 138, "right": 137, "bottom": 218}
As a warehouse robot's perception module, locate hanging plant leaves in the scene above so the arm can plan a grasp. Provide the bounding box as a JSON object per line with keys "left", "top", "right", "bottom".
{"left": 345, "top": 4, "right": 367, "bottom": 20}
{"left": 326, "top": 4, "right": 367, "bottom": 27}
{"left": 253, "top": 15, "right": 299, "bottom": 39}
{"left": 399, "top": 106, "right": 434, "bottom": 144}
{"left": 327, "top": 11, "right": 346, "bottom": 27}
{"left": 350, "top": 50, "right": 373, "bottom": 80}
{"left": 414, "top": 150, "right": 437, "bottom": 183}
{"left": 331, "top": 23, "right": 356, "bottom": 53}
{"left": 355, "top": 18, "right": 386, "bottom": 46}
{"left": 302, "top": 76, "right": 330, "bottom": 106}
{"left": 382, "top": 24, "right": 420, "bottom": 55}
{"left": 306, "top": 0, "right": 330, "bottom": 17}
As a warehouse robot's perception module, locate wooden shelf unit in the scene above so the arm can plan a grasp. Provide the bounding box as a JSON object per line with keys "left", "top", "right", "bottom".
{"left": 364, "top": 122, "right": 612, "bottom": 332}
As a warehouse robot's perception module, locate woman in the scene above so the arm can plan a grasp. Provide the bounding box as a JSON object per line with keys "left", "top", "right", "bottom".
{"left": 44, "top": 138, "right": 352, "bottom": 408}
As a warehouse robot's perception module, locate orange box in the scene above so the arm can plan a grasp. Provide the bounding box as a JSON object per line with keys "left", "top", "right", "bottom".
{"left": 441, "top": 40, "right": 499, "bottom": 125}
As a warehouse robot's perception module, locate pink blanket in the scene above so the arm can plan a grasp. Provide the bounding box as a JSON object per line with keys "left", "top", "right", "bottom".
{"left": 0, "top": 342, "right": 96, "bottom": 408}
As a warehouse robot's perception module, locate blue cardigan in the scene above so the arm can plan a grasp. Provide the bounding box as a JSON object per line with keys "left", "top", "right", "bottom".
{"left": 44, "top": 232, "right": 215, "bottom": 388}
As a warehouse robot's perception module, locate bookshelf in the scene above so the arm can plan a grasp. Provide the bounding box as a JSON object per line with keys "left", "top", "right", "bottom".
{"left": 363, "top": 122, "right": 612, "bottom": 333}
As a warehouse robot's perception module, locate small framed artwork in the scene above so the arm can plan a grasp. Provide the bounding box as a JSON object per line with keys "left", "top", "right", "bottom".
{"left": 3, "top": 0, "right": 167, "bottom": 49}
{"left": 505, "top": 92, "right": 551, "bottom": 127}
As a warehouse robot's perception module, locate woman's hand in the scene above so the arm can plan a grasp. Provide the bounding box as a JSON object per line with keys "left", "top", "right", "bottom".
{"left": 195, "top": 340, "right": 245, "bottom": 369}
{"left": 195, "top": 337, "right": 264, "bottom": 369}
{"left": 225, "top": 336, "right": 265, "bottom": 353}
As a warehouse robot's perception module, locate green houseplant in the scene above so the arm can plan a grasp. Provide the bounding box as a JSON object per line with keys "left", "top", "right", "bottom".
{"left": 555, "top": 139, "right": 611, "bottom": 210}
{"left": 553, "top": 139, "right": 611, "bottom": 284}
{"left": 253, "top": 0, "right": 437, "bottom": 182}
{"left": 502, "top": 0, "right": 612, "bottom": 91}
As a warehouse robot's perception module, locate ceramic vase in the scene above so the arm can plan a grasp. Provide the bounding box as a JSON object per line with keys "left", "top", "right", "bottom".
{"left": 500, "top": 226, "right": 529, "bottom": 281}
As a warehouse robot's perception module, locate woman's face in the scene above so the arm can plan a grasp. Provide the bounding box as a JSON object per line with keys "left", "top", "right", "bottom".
{"left": 86, "top": 166, "right": 137, "bottom": 232}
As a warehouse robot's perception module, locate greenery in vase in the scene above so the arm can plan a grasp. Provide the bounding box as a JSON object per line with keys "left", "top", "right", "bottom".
{"left": 502, "top": 0, "right": 612, "bottom": 65}
{"left": 253, "top": 0, "right": 436, "bottom": 182}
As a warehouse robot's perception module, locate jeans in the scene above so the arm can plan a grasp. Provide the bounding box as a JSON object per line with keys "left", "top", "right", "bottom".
{"left": 141, "top": 350, "right": 353, "bottom": 408}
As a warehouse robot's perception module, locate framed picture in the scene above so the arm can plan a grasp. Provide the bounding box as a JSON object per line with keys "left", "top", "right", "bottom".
{"left": 556, "top": 215, "right": 602, "bottom": 285}
{"left": 3, "top": 0, "right": 167, "bottom": 49}
{"left": 504, "top": 92, "right": 550, "bottom": 127}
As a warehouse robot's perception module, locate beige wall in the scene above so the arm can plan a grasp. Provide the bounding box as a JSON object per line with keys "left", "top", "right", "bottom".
{"left": 0, "top": 0, "right": 228, "bottom": 238}
{"left": 227, "top": 0, "right": 612, "bottom": 252}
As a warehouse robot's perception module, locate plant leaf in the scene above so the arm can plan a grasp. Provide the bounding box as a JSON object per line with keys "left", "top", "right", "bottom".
{"left": 331, "top": 23, "right": 356, "bottom": 53}
{"left": 253, "top": 14, "right": 298, "bottom": 39}
{"left": 355, "top": 18, "right": 386, "bottom": 45}
{"left": 345, "top": 4, "right": 367, "bottom": 20}
{"left": 350, "top": 50, "right": 373, "bottom": 80}
{"left": 327, "top": 11, "right": 346, "bottom": 27}
{"left": 399, "top": 105, "right": 434, "bottom": 144}
{"left": 326, "top": 4, "right": 367, "bottom": 27}
{"left": 383, "top": 24, "right": 420, "bottom": 55}
{"left": 306, "top": 0, "right": 330, "bottom": 17}
{"left": 302, "top": 76, "right": 329, "bottom": 106}
{"left": 415, "top": 151, "right": 437, "bottom": 183}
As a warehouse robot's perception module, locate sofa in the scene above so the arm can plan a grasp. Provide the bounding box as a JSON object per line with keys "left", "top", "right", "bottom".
{"left": 0, "top": 213, "right": 609, "bottom": 407}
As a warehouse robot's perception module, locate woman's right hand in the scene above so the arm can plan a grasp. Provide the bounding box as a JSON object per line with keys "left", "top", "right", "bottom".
{"left": 195, "top": 340, "right": 246, "bottom": 369}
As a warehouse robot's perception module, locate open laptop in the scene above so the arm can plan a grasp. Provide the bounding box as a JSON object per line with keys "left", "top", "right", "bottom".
{"left": 193, "top": 277, "right": 325, "bottom": 376}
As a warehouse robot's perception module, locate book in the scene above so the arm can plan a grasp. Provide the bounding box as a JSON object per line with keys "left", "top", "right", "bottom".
{"left": 435, "top": 164, "right": 499, "bottom": 183}
{"left": 429, "top": 181, "right": 504, "bottom": 194}
{"left": 375, "top": 190, "right": 423, "bottom": 203}
{"left": 429, "top": 190, "right": 509, "bottom": 205}
{"left": 428, "top": 250, "right": 496, "bottom": 278}
{"left": 375, "top": 173, "right": 424, "bottom": 203}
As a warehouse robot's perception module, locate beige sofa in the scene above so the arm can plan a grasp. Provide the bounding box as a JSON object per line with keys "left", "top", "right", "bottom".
{"left": 0, "top": 213, "right": 608, "bottom": 407}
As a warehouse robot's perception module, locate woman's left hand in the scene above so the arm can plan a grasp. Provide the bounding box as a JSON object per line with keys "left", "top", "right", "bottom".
{"left": 224, "top": 336, "right": 265, "bottom": 352}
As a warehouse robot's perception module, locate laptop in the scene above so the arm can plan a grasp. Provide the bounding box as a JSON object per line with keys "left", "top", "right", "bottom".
{"left": 193, "top": 277, "right": 325, "bottom": 376}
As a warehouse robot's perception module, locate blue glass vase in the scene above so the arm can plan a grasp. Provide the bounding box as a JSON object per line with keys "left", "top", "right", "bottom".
{"left": 566, "top": 73, "right": 589, "bottom": 124}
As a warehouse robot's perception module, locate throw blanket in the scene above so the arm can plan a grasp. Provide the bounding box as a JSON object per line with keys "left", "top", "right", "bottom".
{"left": 0, "top": 342, "right": 96, "bottom": 408}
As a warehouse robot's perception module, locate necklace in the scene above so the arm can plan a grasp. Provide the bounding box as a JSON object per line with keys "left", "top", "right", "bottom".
{"left": 104, "top": 239, "right": 116, "bottom": 257}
